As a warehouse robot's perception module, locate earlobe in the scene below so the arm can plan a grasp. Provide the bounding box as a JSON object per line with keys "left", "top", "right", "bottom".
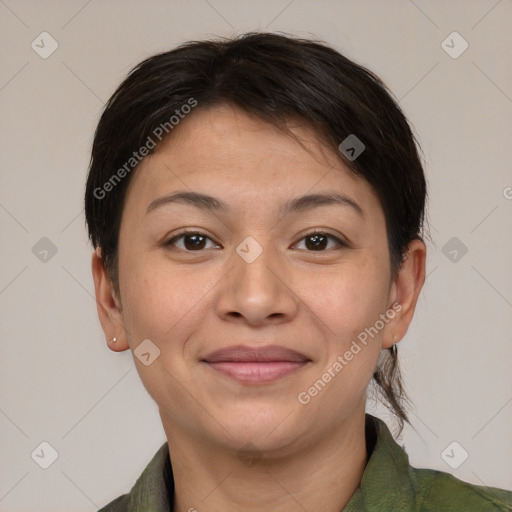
{"left": 382, "top": 239, "right": 426, "bottom": 349}
{"left": 91, "top": 248, "right": 129, "bottom": 351}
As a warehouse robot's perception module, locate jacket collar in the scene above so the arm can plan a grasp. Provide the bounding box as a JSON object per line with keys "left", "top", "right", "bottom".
{"left": 128, "top": 440, "right": 173, "bottom": 511}
{"left": 343, "top": 414, "right": 415, "bottom": 511}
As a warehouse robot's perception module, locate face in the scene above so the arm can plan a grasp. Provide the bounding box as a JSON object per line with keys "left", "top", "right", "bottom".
{"left": 97, "top": 104, "right": 418, "bottom": 455}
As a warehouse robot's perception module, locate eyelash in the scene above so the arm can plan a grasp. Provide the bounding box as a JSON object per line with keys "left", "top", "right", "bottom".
{"left": 164, "top": 229, "right": 349, "bottom": 252}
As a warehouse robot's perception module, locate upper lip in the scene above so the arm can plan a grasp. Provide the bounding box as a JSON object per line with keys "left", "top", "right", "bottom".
{"left": 203, "top": 345, "right": 310, "bottom": 363}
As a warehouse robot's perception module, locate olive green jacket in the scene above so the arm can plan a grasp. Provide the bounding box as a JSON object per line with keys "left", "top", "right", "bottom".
{"left": 98, "top": 414, "right": 511, "bottom": 511}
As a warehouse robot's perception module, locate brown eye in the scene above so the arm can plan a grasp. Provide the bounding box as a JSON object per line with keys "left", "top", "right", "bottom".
{"left": 165, "top": 231, "right": 220, "bottom": 251}
{"left": 295, "top": 232, "right": 347, "bottom": 251}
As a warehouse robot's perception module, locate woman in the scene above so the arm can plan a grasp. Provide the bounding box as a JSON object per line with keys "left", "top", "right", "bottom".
{"left": 85, "top": 32, "right": 511, "bottom": 511}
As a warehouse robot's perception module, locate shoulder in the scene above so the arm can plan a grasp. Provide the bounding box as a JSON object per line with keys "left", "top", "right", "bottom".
{"left": 97, "top": 493, "right": 130, "bottom": 512}
{"left": 96, "top": 441, "right": 172, "bottom": 512}
{"left": 359, "top": 415, "right": 512, "bottom": 512}
{"left": 409, "top": 465, "right": 512, "bottom": 511}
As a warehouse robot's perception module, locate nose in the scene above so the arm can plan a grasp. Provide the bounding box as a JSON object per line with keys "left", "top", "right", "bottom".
{"left": 215, "top": 239, "right": 299, "bottom": 327}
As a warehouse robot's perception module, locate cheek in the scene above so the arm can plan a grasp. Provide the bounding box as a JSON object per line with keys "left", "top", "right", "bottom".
{"left": 119, "top": 256, "right": 217, "bottom": 345}
{"left": 300, "top": 253, "right": 390, "bottom": 401}
{"left": 304, "top": 256, "right": 390, "bottom": 342}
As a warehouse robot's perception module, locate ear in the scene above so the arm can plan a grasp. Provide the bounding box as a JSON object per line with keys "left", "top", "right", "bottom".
{"left": 382, "top": 239, "right": 426, "bottom": 349}
{"left": 91, "top": 248, "right": 129, "bottom": 352}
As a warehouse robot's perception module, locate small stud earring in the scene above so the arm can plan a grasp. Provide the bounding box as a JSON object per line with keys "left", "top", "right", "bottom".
{"left": 111, "top": 337, "right": 117, "bottom": 343}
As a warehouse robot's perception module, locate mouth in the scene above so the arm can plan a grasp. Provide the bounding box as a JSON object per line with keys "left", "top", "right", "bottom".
{"left": 202, "top": 345, "right": 311, "bottom": 384}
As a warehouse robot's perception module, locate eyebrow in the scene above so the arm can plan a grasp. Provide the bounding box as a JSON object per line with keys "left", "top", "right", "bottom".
{"left": 146, "top": 190, "right": 363, "bottom": 217}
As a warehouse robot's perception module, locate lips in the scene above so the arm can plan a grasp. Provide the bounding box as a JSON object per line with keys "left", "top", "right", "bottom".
{"left": 202, "top": 345, "right": 311, "bottom": 384}
{"left": 204, "top": 345, "right": 310, "bottom": 363}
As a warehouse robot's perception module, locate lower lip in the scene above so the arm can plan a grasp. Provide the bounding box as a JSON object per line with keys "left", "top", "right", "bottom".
{"left": 206, "top": 361, "right": 308, "bottom": 383}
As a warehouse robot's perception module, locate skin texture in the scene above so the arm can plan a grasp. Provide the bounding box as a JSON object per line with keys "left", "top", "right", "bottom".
{"left": 92, "top": 104, "right": 426, "bottom": 512}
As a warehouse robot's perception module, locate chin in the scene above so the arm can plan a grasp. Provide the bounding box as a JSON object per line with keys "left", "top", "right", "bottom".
{"left": 214, "top": 405, "right": 306, "bottom": 451}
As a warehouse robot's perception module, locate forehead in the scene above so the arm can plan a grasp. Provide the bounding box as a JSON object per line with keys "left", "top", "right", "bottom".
{"left": 123, "top": 104, "right": 380, "bottom": 217}
{"left": 156, "top": 105, "right": 341, "bottom": 174}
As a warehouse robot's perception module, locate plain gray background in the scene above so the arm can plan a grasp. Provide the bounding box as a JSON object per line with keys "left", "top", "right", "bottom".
{"left": 1, "top": 1, "right": 511, "bottom": 510}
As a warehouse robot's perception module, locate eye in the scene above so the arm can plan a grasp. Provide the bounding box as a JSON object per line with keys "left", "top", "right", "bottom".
{"left": 293, "top": 231, "right": 348, "bottom": 251}
{"left": 165, "top": 231, "right": 220, "bottom": 251}
{"left": 164, "top": 230, "right": 348, "bottom": 252}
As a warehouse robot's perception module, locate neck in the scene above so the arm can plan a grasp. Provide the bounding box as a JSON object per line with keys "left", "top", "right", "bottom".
{"left": 161, "top": 406, "right": 369, "bottom": 512}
